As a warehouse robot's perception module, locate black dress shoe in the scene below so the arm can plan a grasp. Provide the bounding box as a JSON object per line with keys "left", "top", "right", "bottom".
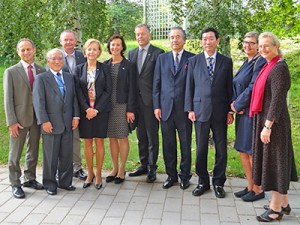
{"left": 59, "top": 185, "right": 76, "bottom": 191}
{"left": 146, "top": 170, "right": 156, "bottom": 183}
{"left": 12, "top": 186, "right": 25, "bottom": 199}
{"left": 162, "top": 177, "right": 178, "bottom": 189}
{"left": 128, "top": 166, "right": 148, "bottom": 177}
{"left": 192, "top": 184, "right": 210, "bottom": 196}
{"left": 214, "top": 185, "right": 225, "bottom": 198}
{"left": 46, "top": 188, "right": 57, "bottom": 195}
{"left": 23, "top": 180, "right": 44, "bottom": 190}
{"left": 264, "top": 204, "right": 291, "bottom": 215}
{"left": 73, "top": 169, "right": 87, "bottom": 180}
{"left": 180, "top": 180, "right": 190, "bottom": 190}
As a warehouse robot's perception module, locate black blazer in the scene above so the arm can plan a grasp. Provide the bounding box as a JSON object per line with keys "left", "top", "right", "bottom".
{"left": 128, "top": 45, "right": 164, "bottom": 107}
{"left": 75, "top": 61, "right": 112, "bottom": 114}
{"left": 184, "top": 52, "right": 233, "bottom": 123}
{"left": 104, "top": 58, "right": 137, "bottom": 113}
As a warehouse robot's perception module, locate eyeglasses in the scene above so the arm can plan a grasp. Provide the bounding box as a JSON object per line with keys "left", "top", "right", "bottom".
{"left": 259, "top": 45, "right": 273, "bottom": 49}
{"left": 243, "top": 41, "right": 257, "bottom": 46}
{"left": 48, "top": 57, "right": 64, "bottom": 61}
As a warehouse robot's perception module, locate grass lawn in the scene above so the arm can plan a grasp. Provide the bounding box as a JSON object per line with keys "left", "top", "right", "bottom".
{"left": 0, "top": 39, "right": 299, "bottom": 178}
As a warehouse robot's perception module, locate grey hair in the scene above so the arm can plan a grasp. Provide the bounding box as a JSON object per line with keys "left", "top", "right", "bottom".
{"left": 46, "top": 48, "right": 64, "bottom": 60}
{"left": 60, "top": 30, "right": 77, "bottom": 39}
{"left": 259, "top": 32, "right": 282, "bottom": 55}
{"left": 135, "top": 24, "right": 150, "bottom": 33}
{"left": 169, "top": 26, "right": 187, "bottom": 40}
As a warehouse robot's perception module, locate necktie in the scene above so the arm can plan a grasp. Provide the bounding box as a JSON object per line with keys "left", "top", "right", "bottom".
{"left": 56, "top": 73, "right": 65, "bottom": 96}
{"left": 175, "top": 53, "right": 180, "bottom": 71}
{"left": 27, "top": 65, "right": 34, "bottom": 89}
{"left": 207, "top": 57, "right": 214, "bottom": 84}
{"left": 137, "top": 48, "right": 145, "bottom": 73}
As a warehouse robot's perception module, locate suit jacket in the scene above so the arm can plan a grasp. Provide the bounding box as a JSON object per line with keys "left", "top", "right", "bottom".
{"left": 3, "top": 62, "right": 45, "bottom": 127}
{"left": 33, "top": 71, "right": 79, "bottom": 134}
{"left": 128, "top": 44, "right": 164, "bottom": 107}
{"left": 184, "top": 52, "right": 233, "bottom": 122}
{"left": 75, "top": 61, "right": 112, "bottom": 113}
{"left": 153, "top": 50, "right": 195, "bottom": 121}
{"left": 104, "top": 58, "right": 137, "bottom": 112}
{"left": 62, "top": 50, "right": 87, "bottom": 74}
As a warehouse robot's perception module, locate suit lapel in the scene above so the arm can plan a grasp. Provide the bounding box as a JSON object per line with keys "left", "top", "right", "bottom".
{"left": 199, "top": 53, "right": 210, "bottom": 78}
{"left": 45, "top": 71, "right": 64, "bottom": 100}
{"left": 81, "top": 63, "right": 88, "bottom": 86}
{"left": 167, "top": 52, "right": 176, "bottom": 75}
{"left": 175, "top": 50, "right": 188, "bottom": 75}
{"left": 213, "top": 53, "right": 223, "bottom": 85}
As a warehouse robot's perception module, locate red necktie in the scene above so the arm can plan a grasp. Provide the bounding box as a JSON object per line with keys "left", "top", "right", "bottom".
{"left": 28, "top": 65, "right": 34, "bottom": 89}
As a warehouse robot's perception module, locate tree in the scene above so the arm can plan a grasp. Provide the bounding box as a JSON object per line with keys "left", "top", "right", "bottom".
{"left": 106, "top": 0, "right": 143, "bottom": 41}
{"left": 0, "top": 0, "right": 107, "bottom": 64}
{"left": 170, "top": 0, "right": 247, "bottom": 56}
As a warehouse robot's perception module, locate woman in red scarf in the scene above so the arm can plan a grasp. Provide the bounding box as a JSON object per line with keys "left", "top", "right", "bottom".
{"left": 250, "top": 32, "right": 298, "bottom": 222}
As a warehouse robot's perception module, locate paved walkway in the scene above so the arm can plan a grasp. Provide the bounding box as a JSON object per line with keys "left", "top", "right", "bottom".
{"left": 0, "top": 167, "right": 299, "bottom": 225}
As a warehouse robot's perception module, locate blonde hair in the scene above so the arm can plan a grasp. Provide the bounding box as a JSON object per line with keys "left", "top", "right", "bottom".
{"left": 83, "top": 39, "right": 102, "bottom": 58}
{"left": 259, "top": 32, "right": 282, "bottom": 55}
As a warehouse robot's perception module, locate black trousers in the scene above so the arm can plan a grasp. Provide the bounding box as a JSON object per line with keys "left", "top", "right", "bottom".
{"left": 194, "top": 117, "right": 228, "bottom": 186}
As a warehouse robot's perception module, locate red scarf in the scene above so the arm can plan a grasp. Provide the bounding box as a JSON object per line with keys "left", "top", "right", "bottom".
{"left": 249, "top": 55, "right": 281, "bottom": 117}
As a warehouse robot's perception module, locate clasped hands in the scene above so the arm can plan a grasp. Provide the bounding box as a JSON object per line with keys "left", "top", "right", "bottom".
{"left": 86, "top": 108, "right": 98, "bottom": 120}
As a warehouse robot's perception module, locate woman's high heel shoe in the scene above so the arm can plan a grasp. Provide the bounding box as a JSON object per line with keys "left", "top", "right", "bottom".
{"left": 263, "top": 204, "right": 291, "bottom": 215}
{"left": 94, "top": 183, "right": 102, "bottom": 190}
{"left": 83, "top": 175, "right": 95, "bottom": 188}
{"left": 106, "top": 173, "right": 117, "bottom": 183}
{"left": 256, "top": 208, "right": 283, "bottom": 222}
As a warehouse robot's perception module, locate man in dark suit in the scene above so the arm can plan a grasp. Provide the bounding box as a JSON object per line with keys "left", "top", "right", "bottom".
{"left": 128, "top": 24, "right": 164, "bottom": 182}
{"left": 153, "top": 27, "right": 194, "bottom": 190}
{"left": 33, "top": 48, "right": 80, "bottom": 195}
{"left": 3, "top": 38, "right": 45, "bottom": 198}
{"left": 60, "top": 30, "right": 87, "bottom": 180}
{"left": 184, "top": 28, "right": 234, "bottom": 198}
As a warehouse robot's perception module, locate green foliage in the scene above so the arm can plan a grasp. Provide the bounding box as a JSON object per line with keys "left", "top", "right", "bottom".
{"left": 106, "top": 0, "right": 143, "bottom": 41}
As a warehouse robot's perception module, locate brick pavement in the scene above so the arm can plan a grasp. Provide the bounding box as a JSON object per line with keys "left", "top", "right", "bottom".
{"left": 0, "top": 167, "right": 299, "bottom": 225}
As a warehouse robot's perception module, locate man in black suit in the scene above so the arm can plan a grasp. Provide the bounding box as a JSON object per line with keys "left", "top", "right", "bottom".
{"left": 184, "top": 28, "right": 234, "bottom": 198}
{"left": 60, "top": 30, "right": 87, "bottom": 180}
{"left": 153, "top": 27, "right": 194, "bottom": 190}
{"left": 128, "top": 24, "right": 164, "bottom": 182}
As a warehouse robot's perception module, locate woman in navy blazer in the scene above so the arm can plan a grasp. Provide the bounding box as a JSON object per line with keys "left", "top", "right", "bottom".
{"left": 104, "top": 34, "right": 137, "bottom": 184}
{"left": 231, "top": 32, "right": 266, "bottom": 201}
{"left": 75, "top": 39, "right": 112, "bottom": 189}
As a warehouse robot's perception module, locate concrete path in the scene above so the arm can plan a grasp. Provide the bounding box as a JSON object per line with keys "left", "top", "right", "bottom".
{"left": 0, "top": 167, "right": 299, "bottom": 225}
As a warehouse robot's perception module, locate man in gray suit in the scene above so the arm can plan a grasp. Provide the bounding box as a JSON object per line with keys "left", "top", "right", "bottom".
{"left": 33, "top": 48, "right": 79, "bottom": 195}
{"left": 128, "top": 24, "right": 164, "bottom": 183}
{"left": 3, "top": 38, "right": 45, "bottom": 199}
{"left": 60, "top": 30, "right": 87, "bottom": 180}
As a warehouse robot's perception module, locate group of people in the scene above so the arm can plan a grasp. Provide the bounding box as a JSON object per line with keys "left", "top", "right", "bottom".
{"left": 3, "top": 23, "right": 297, "bottom": 222}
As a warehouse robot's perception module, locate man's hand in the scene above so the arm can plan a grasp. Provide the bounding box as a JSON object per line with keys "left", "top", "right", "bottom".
{"left": 154, "top": 109, "right": 161, "bottom": 122}
{"left": 9, "top": 123, "right": 24, "bottom": 138}
{"left": 227, "top": 113, "right": 234, "bottom": 125}
{"left": 42, "top": 122, "right": 53, "bottom": 133}
{"left": 188, "top": 111, "right": 196, "bottom": 122}
{"left": 72, "top": 119, "right": 79, "bottom": 130}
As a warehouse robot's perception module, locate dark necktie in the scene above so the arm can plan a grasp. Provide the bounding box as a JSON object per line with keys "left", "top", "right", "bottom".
{"left": 27, "top": 65, "right": 34, "bottom": 89}
{"left": 175, "top": 53, "right": 180, "bottom": 71}
{"left": 207, "top": 57, "right": 214, "bottom": 84}
{"left": 137, "top": 48, "right": 144, "bottom": 73}
{"left": 56, "top": 73, "right": 65, "bottom": 96}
